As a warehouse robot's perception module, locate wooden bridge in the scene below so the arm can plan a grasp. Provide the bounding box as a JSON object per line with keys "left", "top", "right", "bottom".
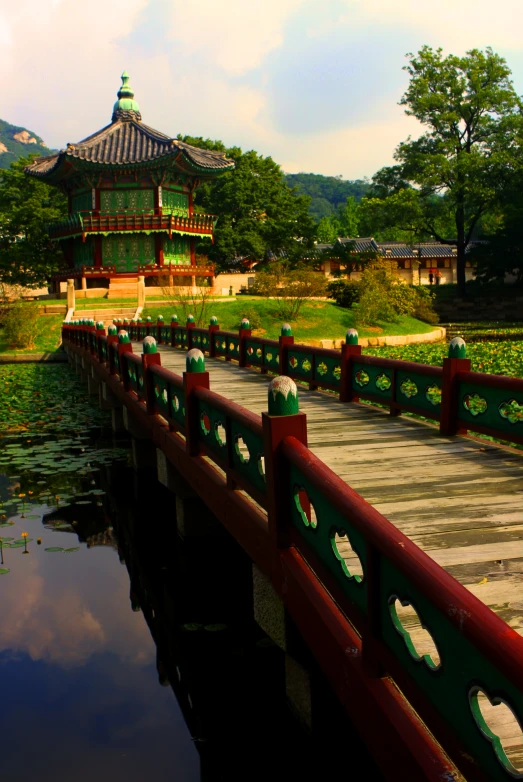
{"left": 62, "top": 316, "right": 523, "bottom": 782}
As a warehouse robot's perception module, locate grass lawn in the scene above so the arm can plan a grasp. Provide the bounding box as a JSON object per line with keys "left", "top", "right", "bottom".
{"left": 0, "top": 314, "right": 64, "bottom": 354}
{"left": 142, "top": 297, "right": 437, "bottom": 341}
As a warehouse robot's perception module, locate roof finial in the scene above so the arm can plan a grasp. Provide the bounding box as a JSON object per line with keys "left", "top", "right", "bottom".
{"left": 112, "top": 71, "right": 142, "bottom": 123}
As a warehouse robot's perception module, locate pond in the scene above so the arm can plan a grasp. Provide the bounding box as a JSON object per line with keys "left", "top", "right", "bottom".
{"left": 0, "top": 364, "right": 376, "bottom": 781}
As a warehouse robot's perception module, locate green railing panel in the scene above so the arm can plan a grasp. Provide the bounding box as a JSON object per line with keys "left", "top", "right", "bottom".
{"left": 153, "top": 374, "right": 170, "bottom": 418}
{"left": 200, "top": 333, "right": 210, "bottom": 353}
{"left": 352, "top": 360, "right": 393, "bottom": 401}
{"left": 192, "top": 330, "right": 206, "bottom": 350}
{"left": 111, "top": 343, "right": 121, "bottom": 376}
{"left": 287, "top": 349, "right": 314, "bottom": 381}
{"left": 314, "top": 354, "right": 342, "bottom": 388}
{"left": 101, "top": 340, "right": 108, "bottom": 362}
{"left": 230, "top": 420, "right": 266, "bottom": 498}
{"left": 181, "top": 330, "right": 189, "bottom": 348}
{"left": 458, "top": 380, "right": 523, "bottom": 435}
{"left": 288, "top": 462, "right": 367, "bottom": 616}
{"left": 160, "top": 326, "right": 171, "bottom": 343}
{"left": 196, "top": 399, "right": 228, "bottom": 463}
{"left": 245, "top": 339, "right": 264, "bottom": 367}
{"left": 395, "top": 369, "right": 442, "bottom": 417}
{"left": 126, "top": 359, "right": 143, "bottom": 397}
{"left": 168, "top": 382, "right": 185, "bottom": 428}
{"left": 227, "top": 336, "right": 240, "bottom": 360}
{"left": 215, "top": 335, "right": 228, "bottom": 358}
{"left": 263, "top": 346, "right": 279, "bottom": 372}
{"left": 138, "top": 326, "right": 147, "bottom": 340}
{"left": 379, "top": 558, "right": 523, "bottom": 781}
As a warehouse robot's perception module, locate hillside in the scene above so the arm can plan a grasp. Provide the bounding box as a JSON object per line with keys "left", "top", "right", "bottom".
{"left": 0, "top": 119, "right": 56, "bottom": 170}
{"left": 284, "top": 172, "right": 371, "bottom": 222}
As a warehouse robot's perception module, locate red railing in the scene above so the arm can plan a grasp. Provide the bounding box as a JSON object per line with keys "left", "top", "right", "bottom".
{"left": 62, "top": 323, "right": 523, "bottom": 781}
{"left": 49, "top": 211, "right": 217, "bottom": 240}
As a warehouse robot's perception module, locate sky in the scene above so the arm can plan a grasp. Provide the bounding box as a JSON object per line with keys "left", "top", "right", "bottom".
{"left": 1, "top": 0, "right": 523, "bottom": 180}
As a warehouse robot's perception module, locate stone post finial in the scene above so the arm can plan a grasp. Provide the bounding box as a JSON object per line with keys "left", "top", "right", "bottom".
{"left": 108, "top": 324, "right": 117, "bottom": 335}
{"left": 346, "top": 329, "right": 359, "bottom": 345}
{"left": 187, "top": 314, "right": 195, "bottom": 324}
{"left": 268, "top": 376, "right": 299, "bottom": 416}
{"left": 240, "top": 318, "right": 250, "bottom": 330}
{"left": 171, "top": 314, "right": 178, "bottom": 323}
{"left": 448, "top": 337, "right": 466, "bottom": 359}
{"left": 142, "top": 336, "right": 157, "bottom": 354}
{"left": 157, "top": 314, "right": 164, "bottom": 322}
{"left": 96, "top": 321, "right": 104, "bottom": 330}
{"left": 186, "top": 348, "right": 205, "bottom": 373}
{"left": 281, "top": 323, "right": 292, "bottom": 336}
{"left": 210, "top": 316, "right": 218, "bottom": 325}
{"left": 146, "top": 316, "right": 152, "bottom": 323}
{"left": 118, "top": 330, "right": 130, "bottom": 344}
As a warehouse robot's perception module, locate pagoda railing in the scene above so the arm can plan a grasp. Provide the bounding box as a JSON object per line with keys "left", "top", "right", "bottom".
{"left": 48, "top": 211, "right": 218, "bottom": 240}
{"left": 52, "top": 264, "right": 215, "bottom": 280}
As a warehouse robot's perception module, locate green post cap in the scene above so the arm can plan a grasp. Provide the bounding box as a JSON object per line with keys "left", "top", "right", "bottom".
{"left": 157, "top": 315, "right": 164, "bottom": 322}
{"left": 142, "top": 336, "right": 158, "bottom": 354}
{"left": 240, "top": 318, "right": 250, "bottom": 330}
{"left": 210, "top": 315, "right": 218, "bottom": 326}
{"left": 112, "top": 319, "right": 117, "bottom": 325}
{"left": 186, "top": 348, "right": 205, "bottom": 373}
{"left": 137, "top": 317, "right": 143, "bottom": 323}
{"left": 346, "top": 329, "right": 359, "bottom": 345}
{"left": 281, "top": 323, "right": 293, "bottom": 337}
{"left": 171, "top": 314, "right": 178, "bottom": 323}
{"left": 448, "top": 337, "right": 467, "bottom": 359}
{"left": 268, "top": 376, "right": 299, "bottom": 416}
{"left": 131, "top": 318, "right": 137, "bottom": 323}
{"left": 146, "top": 316, "right": 152, "bottom": 323}
{"left": 96, "top": 321, "right": 105, "bottom": 330}
{"left": 123, "top": 318, "right": 129, "bottom": 325}
{"left": 108, "top": 325, "right": 117, "bottom": 336}
{"left": 118, "top": 330, "right": 130, "bottom": 344}
{"left": 187, "top": 314, "right": 195, "bottom": 324}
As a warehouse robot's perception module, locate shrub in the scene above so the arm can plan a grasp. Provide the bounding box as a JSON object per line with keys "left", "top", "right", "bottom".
{"left": 1, "top": 302, "right": 40, "bottom": 348}
{"left": 326, "top": 279, "right": 360, "bottom": 308}
{"left": 250, "top": 264, "right": 327, "bottom": 320}
{"left": 236, "top": 306, "right": 261, "bottom": 330}
{"left": 355, "top": 259, "right": 438, "bottom": 326}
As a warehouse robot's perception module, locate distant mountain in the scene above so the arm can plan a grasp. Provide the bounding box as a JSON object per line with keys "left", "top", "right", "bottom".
{"left": 0, "top": 119, "right": 56, "bottom": 170}
{"left": 284, "top": 173, "right": 371, "bottom": 222}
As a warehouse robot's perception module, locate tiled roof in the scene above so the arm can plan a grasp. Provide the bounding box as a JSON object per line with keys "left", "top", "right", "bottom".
{"left": 337, "top": 237, "right": 380, "bottom": 253}
{"left": 318, "top": 237, "right": 461, "bottom": 258}
{"left": 25, "top": 120, "right": 234, "bottom": 178}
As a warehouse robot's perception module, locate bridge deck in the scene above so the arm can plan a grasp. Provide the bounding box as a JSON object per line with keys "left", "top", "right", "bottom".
{"left": 153, "top": 342, "right": 523, "bottom": 643}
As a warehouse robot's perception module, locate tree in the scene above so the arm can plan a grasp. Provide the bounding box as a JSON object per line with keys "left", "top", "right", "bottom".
{"left": 250, "top": 262, "right": 327, "bottom": 320}
{"left": 178, "top": 137, "right": 317, "bottom": 270}
{"left": 0, "top": 154, "right": 67, "bottom": 287}
{"left": 372, "top": 47, "right": 523, "bottom": 295}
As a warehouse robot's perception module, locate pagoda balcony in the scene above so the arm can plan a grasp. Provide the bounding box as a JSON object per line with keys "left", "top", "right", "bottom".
{"left": 53, "top": 264, "right": 215, "bottom": 281}
{"left": 48, "top": 211, "right": 218, "bottom": 241}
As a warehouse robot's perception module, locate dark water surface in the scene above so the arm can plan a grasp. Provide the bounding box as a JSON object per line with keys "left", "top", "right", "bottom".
{"left": 0, "top": 364, "right": 377, "bottom": 781}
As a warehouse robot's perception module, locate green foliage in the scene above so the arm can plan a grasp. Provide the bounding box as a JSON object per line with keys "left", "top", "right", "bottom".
{"left": 326, "top": 279, "right": 360, "bottom": 308}
{"left": 0, "top": 154, "right": 67, "bottom": 286}
{"left": 283, "top": 173, "right": 371, "bottom": 221}
{"left": 250, "top": 263, "right": 327, "bottom": 320}
{"left": 366, "top": 340, "right": 523, "bottom": 378}
{"left": 1, "top": 301, "right": 40, "bottom": 348}
{"left": 367, "top": 46, "right": 523, "bottom": 295}
{"left": 177, "top": 137, "right": 317, "bottom": 269}
{"left": 355, "top": 260, "right": 438, "bottom": 326}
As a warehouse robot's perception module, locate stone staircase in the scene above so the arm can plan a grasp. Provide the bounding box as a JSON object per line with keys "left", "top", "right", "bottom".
{"left": 107, "top": 276, "right": 139, "bottom": 299}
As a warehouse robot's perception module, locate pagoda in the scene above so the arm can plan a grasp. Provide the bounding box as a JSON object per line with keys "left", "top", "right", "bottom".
{"left": 25, "top": 72, "right": 234, "bottom": 294}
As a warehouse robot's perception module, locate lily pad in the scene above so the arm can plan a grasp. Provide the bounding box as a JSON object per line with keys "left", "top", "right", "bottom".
{"left": 63, "top": 547, "right": 80, "bottom": 553}
{"left": 44, "top": 547, "right": 64, "bottom": 552}
{"left": 0, "top": 568, "right": 10, "bottom": 575}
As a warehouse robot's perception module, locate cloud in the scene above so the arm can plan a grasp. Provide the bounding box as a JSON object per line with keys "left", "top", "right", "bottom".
{"left": 1, "top": 0, "right": 523, "bottom": 179}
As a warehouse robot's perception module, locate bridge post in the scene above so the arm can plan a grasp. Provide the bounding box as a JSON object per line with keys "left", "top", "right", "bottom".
{"left": 262, "top": 376, "right": 307, "bottom": 549}
{"left": 142, "top": 337, "right": 162, "bottom": 415}
{"left": 278, "top": 324, "right": 294, "bottom": 376}
{"left": 106, "top": 325, "right": 118, "bottom": 375}
{"left": 156, "top": 315, "right": 164, "bottom": 344}
{"left": 186, "top": 316, "right": 196, "bottom": 351}
{"left": 145, "top": 316, "right": 152, "bottom": 337}
{"left": 340, "top": 329, "right": 362, "bottom": 403}
{"left": 238, "top": 318, "right": 251, "bottom": 368}
{"left": 209, "top": 316, "right": 219, "bottom": 357}
{"left": 440, "top": 338, "right": 471, "bottom": 436}
{"left": 184, "top": 349, "right": 210, "bottom": 457}
{"left": 117, "top": 331, "right": 133, "bottom": 390}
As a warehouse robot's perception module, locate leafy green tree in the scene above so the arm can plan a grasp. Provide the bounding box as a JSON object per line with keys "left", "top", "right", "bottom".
{"left": 317, "top": 215, "right": 339, "bottom": 243}
{"left": 0, "top": 155, "right": 67, "bottom": 286}
{"left": 369, "top": 46, "right": 523, "bottom": 295}
{"left": 178, "top": 137, "right": 317, "bottom": 270}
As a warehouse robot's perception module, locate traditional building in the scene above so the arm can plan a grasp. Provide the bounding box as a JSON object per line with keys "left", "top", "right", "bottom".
{"left": 25, "top": 73, "right": 234, "bottom": 294}
{"left": 319, "top": 237, "right": 476, "bottom": 285}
